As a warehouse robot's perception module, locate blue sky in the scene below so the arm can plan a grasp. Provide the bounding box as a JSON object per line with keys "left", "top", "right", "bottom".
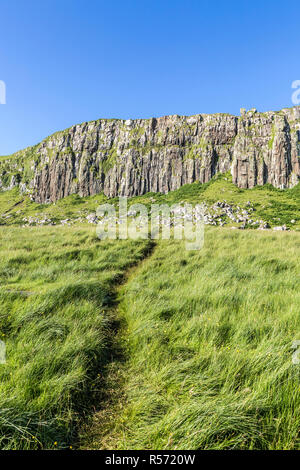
{"left": 0, "top": 0, "right": 299, "bottom": 155}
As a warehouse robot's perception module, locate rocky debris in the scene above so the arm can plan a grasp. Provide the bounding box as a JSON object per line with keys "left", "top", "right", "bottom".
{"left": 200, "top": 200, "right": 260, "bottom": 227}
{"left": 22, "top": 216, "right": 54, "bottom": 227}
{"left": 258, "top": 222, "right": 271, "bottom": 230}
{"left": 91, "top": 199, "right": 269, "bottom": 230}
{"left": 10, "top": 198, "right": 275, "bottom": 230}
{"left": 86, "top": 213, "right": 98, "bottom": 224}
{"left": 0, "top": 191, "right": 285, "bottom": 231}
{"left": 60, "top": 219, "right": 71, "bottom": 226}
{"left": 1, "top": 107, "right": 299, "bottom": 203}
{"left": 19, "top": 183, "right": 28, "bottom": 194}
{"left": 9, "top": 175, "right": 17, "bottom": 190}
{"left": 273, "top": 225, "right": 289, "bottom": 231}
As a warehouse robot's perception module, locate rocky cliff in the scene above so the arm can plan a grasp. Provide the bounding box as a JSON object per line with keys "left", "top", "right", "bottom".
{"left": 1, "top": 106, "right": 300, "bottom": 202}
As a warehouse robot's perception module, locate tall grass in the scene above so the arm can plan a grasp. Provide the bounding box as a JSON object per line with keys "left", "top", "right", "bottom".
{"left": 1, "top": 224, "right": 299, "bottom": 450}
{"left": 87, "top": 228, "right": 300, "bottom": 450}
{"left": 0, "top": 226, "right": 151, "bottom": 449}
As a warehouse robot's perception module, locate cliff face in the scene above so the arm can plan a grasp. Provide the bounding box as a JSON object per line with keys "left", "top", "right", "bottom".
{"left": 1, "top": 107, "right": 300, "bottom": 202}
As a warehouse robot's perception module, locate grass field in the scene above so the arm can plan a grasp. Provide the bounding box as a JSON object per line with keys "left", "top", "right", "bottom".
{"left": 81, "top": 228, "right": 300, "bottom": 450}
{"left": 0, "top": 179, "right": 299, "bottom": 450}
{"left": 0, "top": 226, "right": 151, "bottom": 449}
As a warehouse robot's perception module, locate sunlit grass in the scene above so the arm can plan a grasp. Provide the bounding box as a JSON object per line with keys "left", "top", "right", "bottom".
{"left": 84, "top": 228, "right": 300, "bottom": 450}
{"left": 0, "top": 226, "right": 151, "bottom": 449}
{"left": 1, "top": 222, "right": 299, "bottom": 450}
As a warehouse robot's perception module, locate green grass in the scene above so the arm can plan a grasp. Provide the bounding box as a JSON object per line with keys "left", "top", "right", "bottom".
{"left": 0, "top": 226, "right": 151, "bottom": 449}
{"left": 0, "top": 189, "right": 108, "bottom": 226}
{"left": 1, "top": 180, "right": 300, "bottom": 450}
{"left": 129, "top": 174, "right": 300, "bottom": 230}
{"left": 83, "top": 228, "right": 300, "bottom": 450}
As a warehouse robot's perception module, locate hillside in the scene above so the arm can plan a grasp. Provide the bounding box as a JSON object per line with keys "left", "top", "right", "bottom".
{"left": 0, "top": 109, "right": 299, "bottom": 451}
{"left": 0, "top": 173, "right": 299, "bottom": 231}
{"left": 0, "top": 106, "right": 300, "bottom": 205}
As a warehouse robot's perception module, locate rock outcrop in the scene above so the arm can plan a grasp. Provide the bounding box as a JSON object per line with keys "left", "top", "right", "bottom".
{"left": 1, "top": 106, "right": 300, "bottom": 202}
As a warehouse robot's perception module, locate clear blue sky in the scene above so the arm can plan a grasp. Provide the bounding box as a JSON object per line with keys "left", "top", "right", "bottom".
{"left": 0, "top": 0, "right": 299, "bottom": 155}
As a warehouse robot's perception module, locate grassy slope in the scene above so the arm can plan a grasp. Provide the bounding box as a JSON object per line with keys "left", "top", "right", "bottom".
{"left": 83, "top": 228, "right": 300, "bottom": 450}
{"left": 0, "top": 226, "right": 151, "bottom": 449}
{"left": 0, "top": 189, "right": 107, "bottom": 226}
{"left": 1, "top": 174, "right": 299, "bottom": 230}
{"left": 129, "top": 174, "right": 300, "bottom": 230}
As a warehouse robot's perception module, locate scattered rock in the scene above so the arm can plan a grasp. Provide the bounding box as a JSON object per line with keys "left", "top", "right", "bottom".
{"left": 273, "top": 225, "right": 289, "bottom": 231}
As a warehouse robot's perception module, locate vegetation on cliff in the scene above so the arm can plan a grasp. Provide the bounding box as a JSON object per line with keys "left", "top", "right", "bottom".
{"left": 1, "top": 107, "right": 300, "bottom": 203}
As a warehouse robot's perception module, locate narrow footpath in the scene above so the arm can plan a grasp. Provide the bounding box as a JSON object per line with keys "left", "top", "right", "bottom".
{"left": 78, "top": 240, "right": 157, "bottom": 450}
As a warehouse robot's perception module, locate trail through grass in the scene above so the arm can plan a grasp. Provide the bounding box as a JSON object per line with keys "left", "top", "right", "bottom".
{"left": 1, "top": 224, "right": 299, "bottom": 450}
{"left": 0, "top": 226, "right": 152, "bottom": 449}
{"left": 81, "top": 228, "right": 300, "bottom": 450}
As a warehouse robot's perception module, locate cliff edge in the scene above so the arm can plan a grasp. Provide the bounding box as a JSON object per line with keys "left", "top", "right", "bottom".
{"left": 0, "top": 106, "right": 299, "bottom": 202}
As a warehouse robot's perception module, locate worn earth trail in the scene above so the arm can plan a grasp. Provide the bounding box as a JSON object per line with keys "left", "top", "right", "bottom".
{"left": 78, "top": 240, "right": 157, "bottom": 450}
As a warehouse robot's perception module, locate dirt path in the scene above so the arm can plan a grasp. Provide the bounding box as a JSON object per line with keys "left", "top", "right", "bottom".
{"left": 78, "top": 240, "right": 157, "bottom": 450}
